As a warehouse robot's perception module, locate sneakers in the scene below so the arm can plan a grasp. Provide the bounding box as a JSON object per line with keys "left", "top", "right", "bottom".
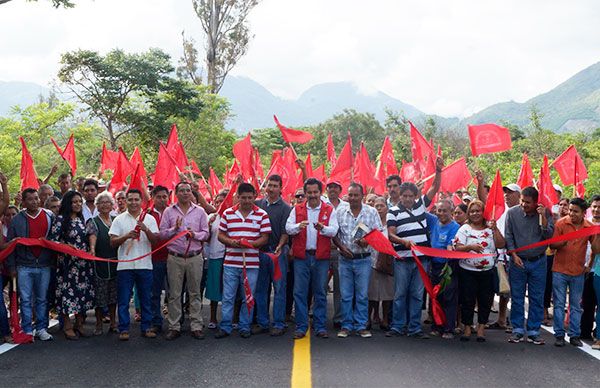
{"left": 570, "top": 337, "right": 583, "bottom": 347}
{"left": 385, "top": 329, "right": 405, "bottom": 337}
{"left": 35, "top": 329, "right": 53, "bottom": 341}
{"left": 554, "top": 336, "right": 566, "bottom": 347}
{"left": 442, "top": 333, "right": 455, "bottom": 340}
{"left": 508, "top": 333, "right": 524, "bottom": 343}
{"left": 526, "top": 335, "right": 545, "bottom": 345}
{"left": 141, "top": 329, "right": 157, "bottom": 339}
{"left": 119, "top": 332, "right": 129, "bottom": 341}
{"left": 357, "top": 329, "right": 372, "bottom": 338}
{"left": 207, "top": 322, "right": 217, "bottom": 330}
{"left": 337, "top": 329, "right": 350, "bottom": 338}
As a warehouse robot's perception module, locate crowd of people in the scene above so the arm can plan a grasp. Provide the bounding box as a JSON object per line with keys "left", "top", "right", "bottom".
{"left": 1, "top": 158, "right": 599, "bottom": 350}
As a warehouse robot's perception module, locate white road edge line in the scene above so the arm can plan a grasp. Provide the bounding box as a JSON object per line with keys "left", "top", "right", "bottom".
{"left": 0, "top": 317, "right": 60, "bottom": 356}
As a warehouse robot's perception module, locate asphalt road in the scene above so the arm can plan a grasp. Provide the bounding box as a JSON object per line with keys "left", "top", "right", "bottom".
{"left": 1, "top": 295, "right": 599, "bottom": 388}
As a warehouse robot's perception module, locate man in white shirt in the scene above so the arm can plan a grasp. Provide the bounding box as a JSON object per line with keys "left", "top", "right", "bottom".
{"left": 286, "top": 178, "right": 339, "bottom": 339}
{"left": 82, "top": 179, "right": 99, "bottom": 222}
{"left": 109, "top": 189, "right": 159, "bottom": 341}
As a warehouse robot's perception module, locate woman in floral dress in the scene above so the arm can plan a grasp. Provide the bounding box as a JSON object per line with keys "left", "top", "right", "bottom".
{"left": 50, "top": 190, "right": 95, "bottom": 340}
{"left": 454, "top": 199, "right": 505, "bottom": 342}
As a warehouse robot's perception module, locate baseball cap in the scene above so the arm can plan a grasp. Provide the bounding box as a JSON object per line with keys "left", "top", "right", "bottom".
{"left": 502, "top": 183, "right": 521, "bottom": 193}
{"left": 326, "top": 180, "right": 342, "bottom": 189}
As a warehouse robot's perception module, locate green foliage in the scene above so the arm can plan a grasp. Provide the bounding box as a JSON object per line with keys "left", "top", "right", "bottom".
{"left": 0, "top": 101, "right": 102, "bottom": 192}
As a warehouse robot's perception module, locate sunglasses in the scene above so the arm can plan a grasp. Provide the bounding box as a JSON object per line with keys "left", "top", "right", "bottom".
{"left": 295, "top": 194, "right": 305, "bottom": 199}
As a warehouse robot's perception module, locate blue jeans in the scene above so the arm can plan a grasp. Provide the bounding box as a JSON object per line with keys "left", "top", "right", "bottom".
{"left": 220, "top": 266, "right": 258, "bottom": 334}
{"left": 256, "top": 246, "right": 289, "bottom": 330}
{"left": 151, "top": 261, "right": 167, "bottom": 327}
{"left": 509, "top": 256, "right": 546, "bottom": 336}
{"left": 391, "top": 258, "right": 429, "bottom": 335}
{"left": 17, "top": 266, "right": 51, "bottom": 334}
{"left": 0, "top": 276, "right": 10, "bottom": 336}
{"left": 552, "top": 272, "right": 585, "bottom": 338}
{"left": 117, "top": 269, "right": 153, "bottom": 333}
{"left": 339, "top": 256, "right": 372, "bottom": 331}
{"left": 594, "top": 274, "right": 600, "bottom": 339}
{"left": 293, "top": 255, "right": 330, "bottom": 334}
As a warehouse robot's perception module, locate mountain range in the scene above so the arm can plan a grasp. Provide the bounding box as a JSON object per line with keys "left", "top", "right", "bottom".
{"left": 2, "top": 60, "right": 600, "bottom": 133}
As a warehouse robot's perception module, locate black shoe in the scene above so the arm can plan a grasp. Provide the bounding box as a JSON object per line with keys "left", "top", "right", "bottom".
{"left": 385, "top": 329, "right": 405, "bottom": 337}
{"left": 214, "top": 330, "right": 230, "bottom": 339}
{"left": 408, "top": 332, "right": 430, "bottom": 339}
{"left": 554, "top": 336, "right": 566, "bottom": 347}
{"left": 570, "top": 337, "right": 583, "bottom": 347}
{"left": 240, "top": 331, "right": 251, "bottom": 339}
{"left": 251, "top": 325, "right": 269, "bottom": 335}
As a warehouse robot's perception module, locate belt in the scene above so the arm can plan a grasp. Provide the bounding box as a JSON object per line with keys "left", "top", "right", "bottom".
{"left": 348, "top": 252, "right": 371, "bottom": 260}
{"left": 305, "top": 249, "right": 316, "bottom": 255}
{"left": 520, "top": 254, "right": 543, "bottom": 262}
{"left": 168, "top": 250, "right": 202, "bottom": 259}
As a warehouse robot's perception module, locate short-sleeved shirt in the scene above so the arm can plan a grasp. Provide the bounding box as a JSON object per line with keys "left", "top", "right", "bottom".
{"left": 552, "top": 217, "right": 594, "bottom": 276}
{"left": 204, "top": 213, "right": 226, "bottom": 259}
{"left": 337, "top": 204, "right": 383, "bottom": 254}
{"left": 255, "top": 197, "right": 291, "bottom": 252}
{"left": 454, "top": 224, "right": 497, "bottom": 271}
{"left": 108, "top": 210, "right": 158, "bottom": 271}
{"left": 386, "top": 195, "right": 432, "bottom": 257}
{"left": 219, "top": 204, "right": 271, "bottom": 269}
{"left": 431, "top": 220, "right": 460, "bottom": 264}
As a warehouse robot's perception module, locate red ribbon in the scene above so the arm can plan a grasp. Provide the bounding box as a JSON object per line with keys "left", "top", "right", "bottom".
{"left": 0, "top": 230, "right": 191, "bottom": 264}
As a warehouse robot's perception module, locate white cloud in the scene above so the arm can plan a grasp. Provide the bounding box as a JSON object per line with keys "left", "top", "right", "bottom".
{"left": 1, "top": 0, "right": 599, "bottom": 117}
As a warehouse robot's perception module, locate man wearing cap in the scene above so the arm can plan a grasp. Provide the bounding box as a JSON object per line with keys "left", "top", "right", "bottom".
{"left": 324, "top": 180, "right": 348, "bottom": 330}
{"left": 551, "top": 184, "right": 563, "bottom": 217}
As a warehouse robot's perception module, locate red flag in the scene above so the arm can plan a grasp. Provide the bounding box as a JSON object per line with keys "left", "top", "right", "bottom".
{"left": 19, "top": 137, "right": 39, "bottom": 190}
{"left": 242, "top": 264, "right": 255, "bottom": 316}
{"left": 312, "top": 164, "right": 327, "bottom": 184}
{"left": 263, "top": 252, "right": 282, "bottom": 281}
{"left": 253, "top": 148, "right": 264, "bottom": 180}
{"left": 422, "top": 157, "right": 472, "bottom": 193}
{"left": 305, "top": 152, "right": 314, "bottom": 178}
{"left": 217, "top": 183, "right": 237, "bottom": 216}
{"left": 174, "top": 141, "right": 190, "bottom": 171}
{"left": 127, "top": 163, "right": 148, "bottom": 205}
{"left": 374, "top": 136, "right": 398, "bottom": 194}
{"left": 108, "top": 148, "right": 132, "bottom": 195}
{"left": 153, "top": 142, "right": 179, "bottom": 192}
{"left": 100, "top": 142, "right": 119, "bottom": 172}
{"left": 329, "top": 133, "right": 353, "bottom": 188}
{"left": 400, "top": 160, "right": 419, "bottom": 183}
{"left": 538, "top": 155, "right": 559, "bottom": 209}
{"left": 551, "top": 145, "right": 588, "bottom": 187}
{"left": 51, "top": 134, "right": 77, "bottom": 177}
{"left": 363, "top": 229, "right": 399, "bottom": 258}
{"left": 353, "top": 142, "right": 379, "bottom": 190}
{"left": 468, "top": 123, "right": 512, "bottom": 156}
{"left": 189, "top": 160, "right": 202, "bottom": 176}
{"left": 326, "top": 132, "right": 337, "bottom": 165}
{"left": 166, "top": 123, "right": 179, "bottom": 157}
{"left": 208, "top": 167, "right": 224, "bottom": 198}
{"left": 483, "top": 170, "right": 505, "bottom": 221}
{"left": 516, "top": 153, "right": 534, "bottom": 189}
{"left": 410, "top": 121, "right": 434, "bottom": 177}
{"left": 273, "top": 115, "right": 313, "bottom": 144}
{"left": 452, "top": 193, "right": 463, "bottom": 206}
{"left": 233, "top": 133, "right": 255, "bottom": 180}
{"left": 574, "top": 153, "right": 586, "bottom": 198}
{"left": 129, "top": 147, "right": 148, "bottom": 188}
{"left": 224, "top": 161, "right": 241, "bottom": 187}
{"left": 9, "top": 279, "right": 34, "bottom": 344}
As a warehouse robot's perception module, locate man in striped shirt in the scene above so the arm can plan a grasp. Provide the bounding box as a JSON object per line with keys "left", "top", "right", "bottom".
{"left": 386, "top": 156, "right": 443, "bottom": 339}
{"left": 215, "top": 183, "right": 271, "bottom": 339}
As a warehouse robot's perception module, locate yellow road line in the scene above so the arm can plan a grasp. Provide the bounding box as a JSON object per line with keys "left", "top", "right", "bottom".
{"left": 291, "top": 329, "right": 312, "bottom": 388}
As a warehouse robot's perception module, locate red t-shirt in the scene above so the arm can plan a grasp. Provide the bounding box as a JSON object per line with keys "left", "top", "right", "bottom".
{"left": 27, "top": 210, "right": 48, "bottom": 257}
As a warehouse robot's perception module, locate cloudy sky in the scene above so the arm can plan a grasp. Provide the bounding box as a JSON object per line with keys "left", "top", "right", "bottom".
{"left": 1, "top": 0, "right": 599, "bottom": 117}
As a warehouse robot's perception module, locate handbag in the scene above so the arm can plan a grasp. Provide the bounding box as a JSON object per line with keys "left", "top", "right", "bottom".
{"left": 374, "top": 252, "right": 394, "bottom": 276}
{"left": 496, "top": 261, "right": 510, "bottom": 295}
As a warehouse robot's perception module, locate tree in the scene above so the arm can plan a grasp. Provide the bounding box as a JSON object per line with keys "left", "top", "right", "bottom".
{"left": 183, "top": 0, "right": 260, "bottom": 93}
{"left": 0, "top": 0, "right": 74, "bottom": 7}
{"left": 57, "top": 49, "right": 202, "bottom": 149}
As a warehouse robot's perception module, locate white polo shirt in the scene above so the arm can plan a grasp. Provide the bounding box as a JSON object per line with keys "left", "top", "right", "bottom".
{"left": 108, "top": 211, "right": 158, "bottom": 271}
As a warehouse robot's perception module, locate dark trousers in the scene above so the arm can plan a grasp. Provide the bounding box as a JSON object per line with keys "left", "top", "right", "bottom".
{"left": 581, "top": 272, "right": 597, "bottom": 339}
{"left": 459, "top": 267, "right": 495, "bottom": 326}
{"left": 430, "top": 261, "right": 459, "bottom": 333}
{"left": 544, "top": 255, "right": 554, "bottom": 309}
